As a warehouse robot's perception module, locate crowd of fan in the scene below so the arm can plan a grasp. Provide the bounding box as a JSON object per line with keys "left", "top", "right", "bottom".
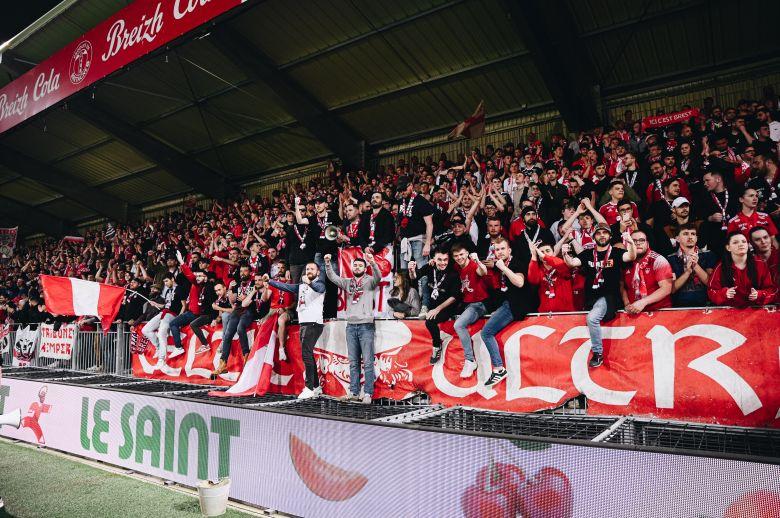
{"left": 0, "top": 94, "right": 778, "bottom": 340}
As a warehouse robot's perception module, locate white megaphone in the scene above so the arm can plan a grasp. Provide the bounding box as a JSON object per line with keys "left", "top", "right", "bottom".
{"left": 0, "top": 408, "right": 21, "bottom": 429}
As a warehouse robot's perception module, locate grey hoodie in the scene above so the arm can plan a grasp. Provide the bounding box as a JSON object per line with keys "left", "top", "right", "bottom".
{"left": 325, "top": 259, "right": 381, "bottom": 324}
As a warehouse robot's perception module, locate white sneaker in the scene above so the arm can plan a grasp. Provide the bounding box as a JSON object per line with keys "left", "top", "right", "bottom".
{"left": 361, "top": 394, "right": 372, "bottom": 405}
{"left": 311, "top": 386, "right": 322, "bottom": 397}
{"left": 340, "top": 392, "right": 358, "bottom": 402}
{"left": 460, "top": 360, "right": 477, "bottom": 378}
{"left": 168, "top": 348, "right": 185, "bottom": 360}
{"left": 278, "top": 346, "right": 287, "bottom": 362}
{"left": 195, "top": 344, "right": 211, "bottom": 355}
{"left": 418, "top": 306, "right": 428, "bottom": 319}
{"left": 297, "top": 387, "right": 314, "bottom": 399}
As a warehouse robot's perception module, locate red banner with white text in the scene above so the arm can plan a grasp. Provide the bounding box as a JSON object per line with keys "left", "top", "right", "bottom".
{"left": 131, "top": 307, "right": 780, "bottom": 428}
{"left": 0, "top": 0, "right": 244, "bottom": 134}
{"left": 641, "top": 108, "right": 700, "bottom": 131}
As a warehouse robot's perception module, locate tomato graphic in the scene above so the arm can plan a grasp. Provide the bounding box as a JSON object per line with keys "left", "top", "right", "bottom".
{"left": 725, "top": 490, "right": 780, "bottom": 518}
{"left": 463, "top": 461, "right": 525, "bottom": 517}
{"left": 289, "top": 434, "right": 368, "bottom": 501}
{"left": 518, "top": 467, "right": 573, "bottom": 518}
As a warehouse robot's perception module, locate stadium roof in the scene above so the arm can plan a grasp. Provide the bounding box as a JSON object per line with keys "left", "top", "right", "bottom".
{"left": 1, "top": 0, "right": 779, "bottom": 236}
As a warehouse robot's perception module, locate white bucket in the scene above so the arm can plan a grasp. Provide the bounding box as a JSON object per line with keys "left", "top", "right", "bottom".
{"left": 197, "top": 478, "right": 231, "bottom": 517}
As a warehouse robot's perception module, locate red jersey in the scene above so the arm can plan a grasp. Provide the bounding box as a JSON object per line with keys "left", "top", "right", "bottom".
{"left": 210, "top": 250, "right": 231, "bottom": 285}
{"left": 455, "top": 260, "right": 490, "bottom": 303}
{"left": 599, "top": 201, "right": 639, "bottom": 226}
{"left": 727, "top": 211, "right": 778, "bottom": 238}
{"left": 527, "top": 256, "right": 575, "bottom": 312}
{"left": 623, "top": 251, "right": 674, "bottom": 310}
{"left": 508, "top": 218, "right": 546, "bottom": 242}
{"left": 268, "top": 284, "right": 294, "bottom": 310}
{"left": 708, "top": 258, "right": 777, "bottom": 307}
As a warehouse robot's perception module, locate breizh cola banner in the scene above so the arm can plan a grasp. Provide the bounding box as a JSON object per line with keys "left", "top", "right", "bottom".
{"left": 1, "top": 378, "right": 779, "bottom": 517}
{"left": 0, "top": 0, "right": 246, "bottom": 134}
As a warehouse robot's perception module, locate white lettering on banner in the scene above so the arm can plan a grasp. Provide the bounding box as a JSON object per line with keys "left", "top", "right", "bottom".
{"left": 562, "top": 326, "right": 637, "bottom": 406}
{"left": 671, "top": 325, "right": 761, "bottom": 416}
{"left": 431, "top": 331, "right": 497, "bottom": 399}
{"left": 0, "top": 88, "right": 29, "bottom": 121}
{"left": 32, "top": 68, "right": 60, "bottom": 101}
{"left": 101, "top": 3, "right": 164, "bottom": 62}
{"left": 503, "top": 326, "right": 567, "bottom": 403}
{"left": 173, "top": 0, "right": 214, "bottom": 20}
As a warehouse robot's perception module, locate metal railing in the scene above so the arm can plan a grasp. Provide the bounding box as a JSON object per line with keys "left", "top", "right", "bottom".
{"left": 1, "top": 323, "right": 132, "bottom": 375}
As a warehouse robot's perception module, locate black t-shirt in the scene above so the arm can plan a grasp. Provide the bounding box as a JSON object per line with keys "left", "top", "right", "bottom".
{"left": 577, "top": 247, "right": 623, "bottom": 304}
{"left": 416, "top": 264, "right": 461, "bottom": 309}
{"left": 494, "top": 255, "right": 533, "bottom": 319}
{"left": 399, "top": 194, "right": 434, "bottom": 238}
{"left": 313, "top": 210, "right": 341, "bottom": 254}
{"left": 284, "top": 223, "right": 316, "bottom": 265}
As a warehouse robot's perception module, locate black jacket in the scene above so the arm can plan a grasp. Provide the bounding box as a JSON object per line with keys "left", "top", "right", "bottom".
{"left": 359, "top": 208, "right": 395, "bottom": 251}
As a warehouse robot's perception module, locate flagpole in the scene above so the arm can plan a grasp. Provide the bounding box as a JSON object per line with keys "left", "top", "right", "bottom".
{"left": 125, "top": 289, "right": 154, "bottom": 304}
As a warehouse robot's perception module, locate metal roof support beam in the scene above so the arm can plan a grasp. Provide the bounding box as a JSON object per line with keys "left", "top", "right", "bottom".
{"left": 0, "top": 195, "right": 71, "bottom": 236}
{"left": 0, "top": 144, "right": 131, "bottom": 223}
{"left": 211, "top": 28, "right": 365, "bottom": 169}
{"left": 68, "top": 96, "right": 232, "bottom": 200}
{"left": 503, "top": 1, "right": 601, "bottom": 132}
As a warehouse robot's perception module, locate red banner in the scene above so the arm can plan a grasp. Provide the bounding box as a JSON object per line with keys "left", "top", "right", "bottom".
{"left": 641, "top": 108, "right": 700, "bottom": 131}
{"left": 0, "top": 0, "right": 244, "bottom": 134}
{"left": 337, "top": 246, "right": 394, "bottom": 318}
{"left": 132, "top": 308, "right": 780, "bottom": 428}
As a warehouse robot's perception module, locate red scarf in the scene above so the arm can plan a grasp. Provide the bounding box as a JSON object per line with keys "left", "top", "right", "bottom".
{"left": 349, "top": 275, "right": 364, "bottom": 304}
{"left": 631, "top": 252, "right": 654, "bottom": 301}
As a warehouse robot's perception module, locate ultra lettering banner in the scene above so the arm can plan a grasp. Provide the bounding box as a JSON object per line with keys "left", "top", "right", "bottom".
{"left": 38, "top": 323, "right": 78, "bottom": 360}
{"left": 0, "top": 227, "right": 18, "bottom": 258}
{"left": 641, "top": 108, "right": 701, "bottom": 131}
{"left": 0, "top": 0, "right": 245, "bottom": 134}
{"left": 132, "top": 308, "right": 780, "bottom": 428}
{"left": 2, "top": 378, "right": 778, "bottom": 517}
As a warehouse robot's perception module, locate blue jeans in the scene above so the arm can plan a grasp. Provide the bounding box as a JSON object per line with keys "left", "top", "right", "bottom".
{"left": 220, "top": 311, "right": 255, "bottom": 361}
{"left": 480, "top": 301, "right": 513, "bottom": 368}
{"left": 453, "top": 302, "right": 486, "bottom": 362}
{"left": 169, "top": 311, "right": 197, "bottom": 349}
{"left": 586, "top": 297, "right": 609, "bottom": 354}
{"left": 346, "top": 323, "right": 376, "bottom": 396}
{"left": 402, "top": 239, "right": 429, "bottom": 307}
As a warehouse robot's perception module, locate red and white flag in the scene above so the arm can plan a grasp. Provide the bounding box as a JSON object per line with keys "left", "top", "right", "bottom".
{"left": 209, "top": 314, "right": 279, "bottom": 398}
{"left": 447, "top": 100, "right": 485, "bottom": 140}
{"left": 62, "top": 236, "right": 85, "bottom": 244}
{"left": 39, "top": 275, "right": 125, "bottom": 333}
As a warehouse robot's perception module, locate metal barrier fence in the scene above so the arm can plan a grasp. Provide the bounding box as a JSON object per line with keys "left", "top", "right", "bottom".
{"left": 1, "top": 323, "right": 132, "bottom": 376}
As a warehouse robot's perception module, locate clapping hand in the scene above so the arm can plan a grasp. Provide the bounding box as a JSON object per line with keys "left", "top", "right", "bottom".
{"left": 748, "top": 288, "right": 759, "bottom": 301}
{"left": 726, "top": 287, "right": 737, "bottom": 299}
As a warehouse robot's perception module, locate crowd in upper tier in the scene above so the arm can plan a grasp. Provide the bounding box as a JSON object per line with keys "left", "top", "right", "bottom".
{"left": 1, "top": 91, "right": 778, "bottom": 331}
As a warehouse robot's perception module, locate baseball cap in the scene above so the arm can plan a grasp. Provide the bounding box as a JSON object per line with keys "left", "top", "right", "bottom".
{"left": 671, "top": 196, "right": 690, "bottom": 208}
{"left": 591, "top": 223, "right": 612, "bottom": 236}
{"left": 450, "top": 215, "right": 466, "bottom": 226}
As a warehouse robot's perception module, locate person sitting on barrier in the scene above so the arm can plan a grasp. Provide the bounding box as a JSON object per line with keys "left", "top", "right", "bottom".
{"left": 527, "top": 239, "right": 575, "bottom": 312}
{"left": 451, "top": 244, "right": 490, "bottom": 379}
{"left": 141, "top": 275, "right": 179, "bottom": 367}
{"left": 562, "top": 224, "right": 637, "bottom": 368}
{"left": 265, "top": 262, "right": 326, "bottom": 399}
{"left": 211, "top": 272, "right": 265, "bottom": 378}
{"left": 261, "top": 260, "right": 295, "bottom": 361}
{"left": 188, "top": 272, "right": 219, "bottom": 356}
{"left": 667, "top": 223, "right": 716, "bottom": 308}
{"left": 387, "top": 271, "right": 421, "bottom": 319}
{"left": 707, "top": 231, "right": 778, "bottom": 308}
{"left": 480, "top": 237, "right": 530, "bottom": 387}
{"left": 409, "top": 248, "right": 461, "bottom": 364}
{"left": 168, "top": 250, "right": 213, "bottom": 360}
{"left": 621, "top": 229, "right": 674, "bottom": 314}
{"left": 324, "top": 250, "right": 381, "bottom": 404}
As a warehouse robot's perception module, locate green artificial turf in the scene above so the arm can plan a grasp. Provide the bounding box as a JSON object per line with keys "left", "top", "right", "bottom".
{"left": 0, "top": 440, "right": 252, "bottom": 518}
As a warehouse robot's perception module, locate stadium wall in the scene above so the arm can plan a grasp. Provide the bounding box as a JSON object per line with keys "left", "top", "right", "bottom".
{"left": 1, "top": 377, "right": 778, "bottom": 517}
